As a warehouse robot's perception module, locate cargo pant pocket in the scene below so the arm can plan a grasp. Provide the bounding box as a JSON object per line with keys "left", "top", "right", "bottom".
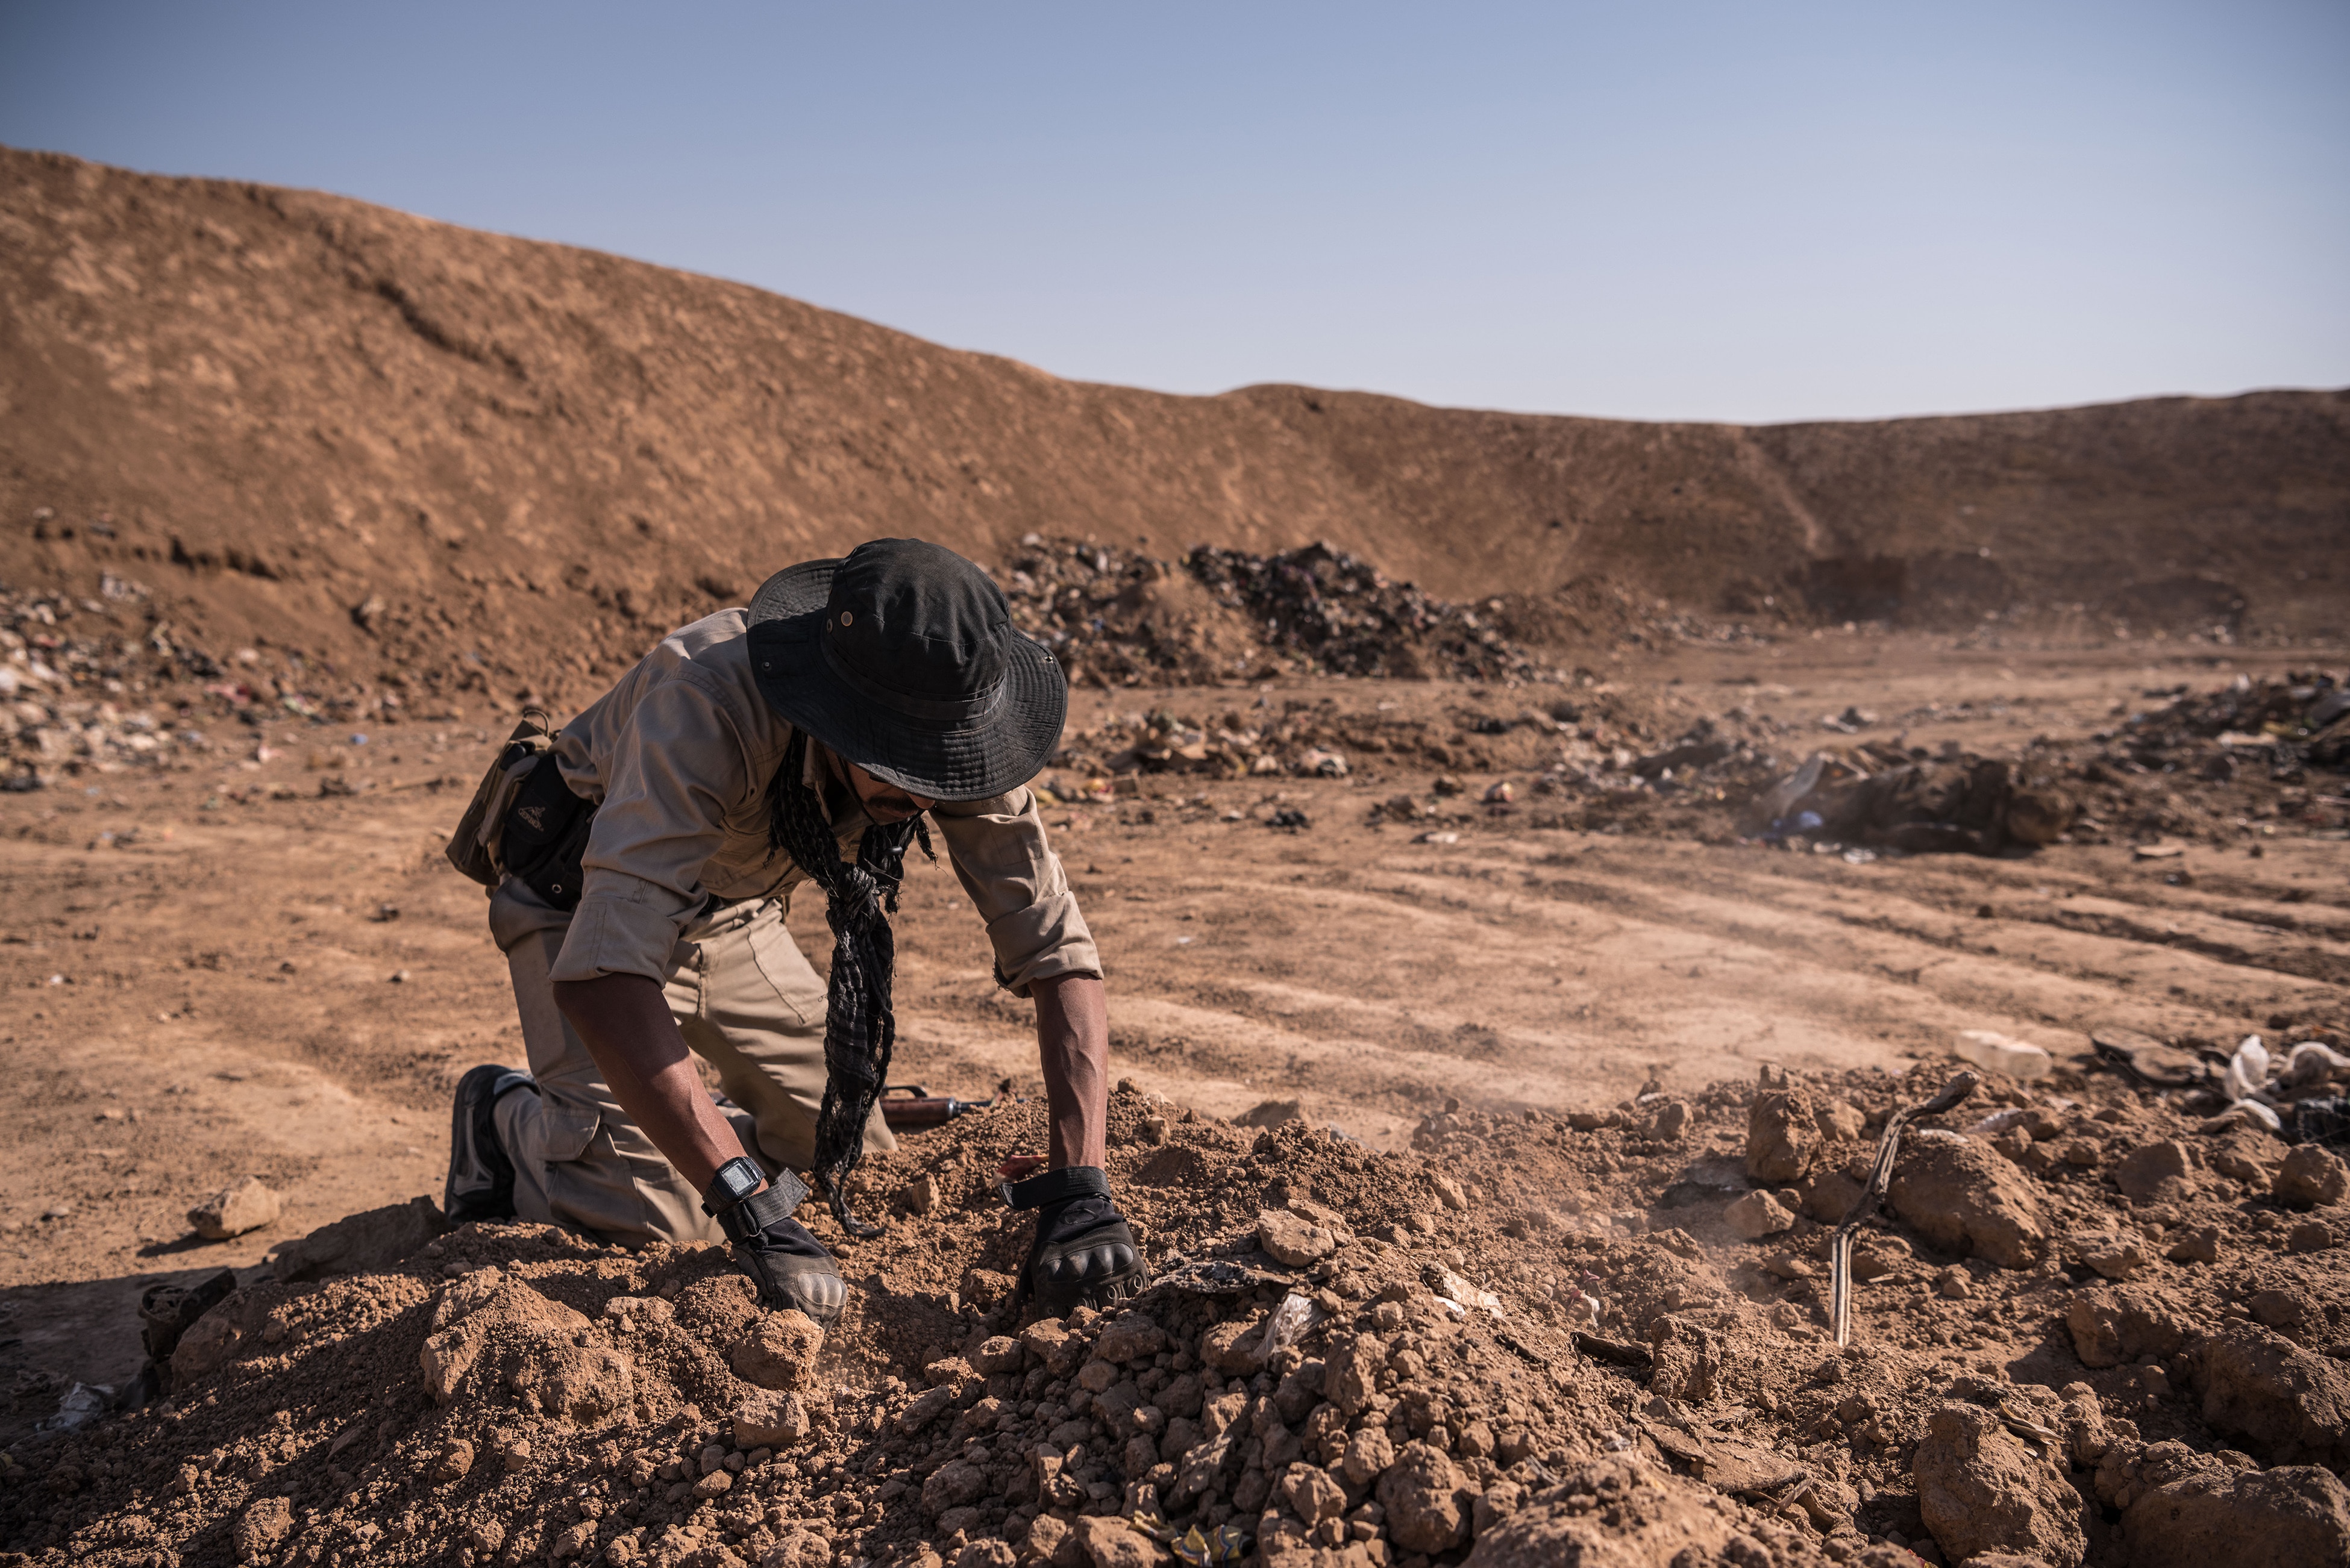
{"left": 530, "top": 1096, "right": 601, "bottom": 1165}
{"left": 742, "top": 908, "right": 827, "bottom": 1031}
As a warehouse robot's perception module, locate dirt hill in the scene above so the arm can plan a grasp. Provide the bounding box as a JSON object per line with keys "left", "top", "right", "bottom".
{"left": 3, "top": 145, "right": 2346, "bottom": 708}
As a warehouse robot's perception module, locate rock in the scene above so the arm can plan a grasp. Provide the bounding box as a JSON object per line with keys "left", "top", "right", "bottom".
{"left": 1746, "top": 1087, "right": 1822, "bottom": 1182}
{"left": 1724, "top": 1189, "right": 1796, "bottom": 1240}
{"left": 1281, "top": 1461, "right": 1347, "bottom": 1523}
{"left": 2078, "top": 1235, "right": 2152, "bottom": 1281}
{"left": 2273, "top": 1145, "right": 2349, "bottom": 1208}
{"left": 901, "top": 1174, "right": 940, "bottom": 1214}
{"left": 1022, "top": 1516, "right": 1079, "bottom": 1568}
{"left": 236, "top": 1497, "right": 294, "bottom": 1562}
{"left": 920, "top": 1459, "right": 988, "bottom": 1517}
{"left": 431, "top": 1438, "right": 474, "bottom": 1482}
{"left": 1913, "top": 1402, "right": 2087, "bottom": 1568}
{"left": 2065, "top": 1285, "right": 2188, "bottom": 1369}
{"left": 1021, "top": 1317, "right": 1082, "bottom": 1375}
{"left": 1816, "top": 1100, "right": 1867, "bottom": 1141}
{"left": 170, "top": 1302, "right": 249, "bottom": 1382}
{"left": 272, "top": 1196, "right": 447, "bottom": 1282}
{"left": 1256, "top": 1208, "right": 1337, "bottom": 1267}
{"left": 1954, "top": 1029, "right": 2054, "bottom": 1081}
{"left": 1092, "top": 1310, "right": 1167, "bottom": 1364}
{"left": 187, "top": 1176, "right": 281, "bottom": 1240}
{"left": 1888, "top": 1131, "right": 2048, "bottom": 1268}
{"left": 2193, "top": 1322, "right": 2350, "bottom": 1467}
{"left": 2164, "top": 1225, "right": 2220, "bottom": 1264}
{"left": 2113, "top": 1141, "right": 2196, "bottom": 1205}
{"left": 1432, "top": 1173, "right": 1468, "bottom": 1210}
{"left": 1343, "top": 1426, "right": 1395, "bottom": 1485}
{"left": 1652, "top": 1101, "right": 1691, "bottom": 1140}
{"left": 2286, "top": 1220, "right": 2336, "bottom": 1254}
{"left": 897, "top": 1385, "right": 953, "bottom": 1433}
{"left": 2207, "top": 1126, "right": 2284, "bottom": 1190}
{"left": 765, "top": 1533, "right": 833, "bottom": 1568}
{"left": 1377, "top": 1440, "right": 1471, "bottom": 1554}
{"left": 1460, "top": 1457, "right": 1735, "bottom": 1567}
{"left": 956, "top": 1543, "right": 1018, "bottom": 1568}
{"left": 1070, "top": 1516, "right": 1159, "bottom": 1568}
{"left": 730, "top": 1311, "right": 824, "bottom": 1390}
{"left": 2120, "top": 1461, "right": 2350, "bottom": 1568}
{"left": 1201, "top": 1317, "right": 1269, "bottom": 1376}
{"left": 1472, "top": 1481, "right": 1524, "bottom": 1538}
{"left": 927, "top": 1354, "right": 986, "bottom": 1399}
{"left": 1324, "top": 1335, "right": 1384, "bottom": 1416}
{"left": 972, "top": 1334, "right": 1024, "bottom": 1374}
{"left": 733, "top": 1391, "right": 810, "bottom": 1449}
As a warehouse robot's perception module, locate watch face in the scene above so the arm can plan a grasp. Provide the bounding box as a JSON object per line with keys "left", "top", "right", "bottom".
{"left": 716, "top": 1158, "right": 762, "bottom": 1202}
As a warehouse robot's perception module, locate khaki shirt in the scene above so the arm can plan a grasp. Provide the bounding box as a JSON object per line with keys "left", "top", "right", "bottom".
{"left": 545, "top": 610, "right": 1098, "bottom": 996}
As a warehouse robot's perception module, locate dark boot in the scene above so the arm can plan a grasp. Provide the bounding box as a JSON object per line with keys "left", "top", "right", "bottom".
{"left": 445, "top": 1065, "right": 533, "bottom": 1225}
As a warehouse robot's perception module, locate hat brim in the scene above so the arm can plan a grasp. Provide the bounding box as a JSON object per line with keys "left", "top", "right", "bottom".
{"left": 744, "top": 559, "right": 1067, "bottom": 802}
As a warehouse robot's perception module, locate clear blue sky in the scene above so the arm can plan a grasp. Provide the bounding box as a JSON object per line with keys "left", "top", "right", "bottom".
{"left": 4, "top": 1, "right": 2345, "bottom": 423}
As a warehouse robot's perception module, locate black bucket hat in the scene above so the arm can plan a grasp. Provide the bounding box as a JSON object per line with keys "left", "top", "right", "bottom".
{"left": 744, "top": 538, "right": 1066, "bottom": 802}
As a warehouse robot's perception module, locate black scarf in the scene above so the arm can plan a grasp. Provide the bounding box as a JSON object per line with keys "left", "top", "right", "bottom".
{"left": 767, "top": 729, "right": 930, "bottom": 1237}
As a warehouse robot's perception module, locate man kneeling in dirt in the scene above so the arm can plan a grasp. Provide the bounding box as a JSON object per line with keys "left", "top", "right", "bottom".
{"left": 439, "top": 539, "right": 1141, "bottom": 1326}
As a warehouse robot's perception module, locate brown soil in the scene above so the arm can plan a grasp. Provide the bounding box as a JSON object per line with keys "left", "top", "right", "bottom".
{"left": 4, "top": 626, "right": 2349, "bottom": 1567}
{"left": 5, "top": 143, "right": 2350, "bottom": 1568}
{"left": 4, "top": 145, "right": 2346, "bottom": 731}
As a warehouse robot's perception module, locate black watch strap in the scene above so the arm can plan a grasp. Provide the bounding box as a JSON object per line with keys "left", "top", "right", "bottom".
{"left": 702, "top": 1158, "right": 812, "bottom": 1243}
{"left": 1001, "top": 1164, "right": 1110, "bottom": 1210}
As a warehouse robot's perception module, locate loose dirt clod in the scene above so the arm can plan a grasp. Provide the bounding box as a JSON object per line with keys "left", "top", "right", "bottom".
{"left": 187, "top": 1175, "right": 283, "bottom": 1240}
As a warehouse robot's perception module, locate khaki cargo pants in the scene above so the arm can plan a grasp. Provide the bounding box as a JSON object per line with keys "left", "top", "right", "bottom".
{"left": 488, "top": 879, "right": 892, "bottom": 1247}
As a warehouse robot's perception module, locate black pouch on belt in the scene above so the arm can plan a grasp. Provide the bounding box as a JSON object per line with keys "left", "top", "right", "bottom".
{"left": 501, "top": 751, "right": 597, "bottom": 910}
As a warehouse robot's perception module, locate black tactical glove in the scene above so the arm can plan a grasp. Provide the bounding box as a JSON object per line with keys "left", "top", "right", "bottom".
{"left": 704, "top": 1159, "right": 848, "bottom": 1326}
{"left": 1003, "top": 1165, "right": 1146, "bottom": 1317}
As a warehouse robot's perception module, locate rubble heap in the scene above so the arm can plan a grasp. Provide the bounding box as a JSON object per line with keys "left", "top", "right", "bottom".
{"left": 996, "top": 539, "right": 1570, "bottom": 689}
{"left": 1, "top": 582, "right": 218, "bottom": 790}
{"left": 10, "top": 1055, "right": 2350, "bottom": 1568}
{"left": 1, "top": 580, "right": 438, "bottom": 795}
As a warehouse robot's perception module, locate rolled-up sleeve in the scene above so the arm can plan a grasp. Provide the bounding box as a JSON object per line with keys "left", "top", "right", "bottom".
{"left": 550, "top": 672, "right": 753, "bottom": 984}
{"left": 933, "top": 786, "right": 1101, "bottom": 996}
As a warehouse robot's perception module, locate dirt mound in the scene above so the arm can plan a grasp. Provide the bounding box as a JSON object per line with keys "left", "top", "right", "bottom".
{"left": 4, "top": 146, "right": 2346, "bottom": 731}
{"left": 12, "top": 1055, "right": 2350, "bottom": 1568}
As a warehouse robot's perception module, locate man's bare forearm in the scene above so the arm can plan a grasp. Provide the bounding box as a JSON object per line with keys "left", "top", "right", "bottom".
{"left": 551, "top": 972, "right": 750, "bottom": 1193}
{"left": 1032, "top": 972, "right": 1109, "bottom": 1170}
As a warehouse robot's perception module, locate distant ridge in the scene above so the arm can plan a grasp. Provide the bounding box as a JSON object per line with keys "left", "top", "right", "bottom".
{"left": 3, "top": 145, "right": 2343, "bottom": 702}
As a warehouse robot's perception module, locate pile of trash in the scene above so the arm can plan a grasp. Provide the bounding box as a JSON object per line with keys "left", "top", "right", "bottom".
{"left": 1406, "top": 669, "right": 2350, "bottom": 854}
{"left": 13, "top": 1050, "right": 2350, "bottom": 1568}
{"left": 2105, "top": 672, "right": 2350, "bottom": 778}
{"left": 996, "top": 538, "right": 1559, "bottom": 687}
{"left": 1, "top": 581, "right": 219, "bottom": 790}
{"left": 0, "top": 579, "right": 445, "bottom": 793}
